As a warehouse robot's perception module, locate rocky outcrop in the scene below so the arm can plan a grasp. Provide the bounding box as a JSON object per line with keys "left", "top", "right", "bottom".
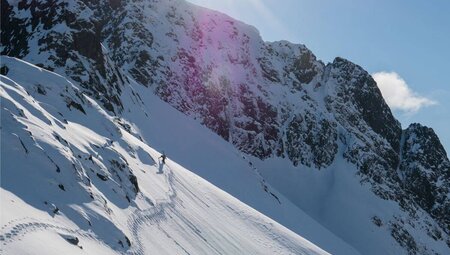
{"left": 400, "top": 124, "right": 450, "bottom": 234}
{"left": 1, "top": 0, "right": 124, "bottom": 113}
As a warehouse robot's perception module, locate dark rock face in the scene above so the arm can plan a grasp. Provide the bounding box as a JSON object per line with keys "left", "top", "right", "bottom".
{"left": 129, "top": 174, "right": 139, "bottom": 194}
{"left": 1, "top": 0, "right": 124, "bottom": 113}
{"left": 291, "top": 49, "right": 319, "bottom": 84}
{"left": 0, "top": 65, "right": 9, "bottom": 75}
{"left": 329, "top": 57, "right": 402, "bottom": 152}
{"left": 324, "top": 57, "right": 403, "bottom": 200}
{"left": 390, "top": 222, "right": 419, "bottom": 254}
{"left": 1, "top": 0, "right": 29, "bottom": 58}
{"left": 400, "top": 124, "right": 450, "bottom": 234}
{"left": 286, "top": 113, "right": 337, "bottom": 167}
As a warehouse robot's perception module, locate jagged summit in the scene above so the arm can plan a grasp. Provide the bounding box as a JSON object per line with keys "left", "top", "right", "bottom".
{"left": 400, "top": 123, "right": 450, "bottom": 231}
{"left": 1, "top": 0, "right": 449, "bottom": 254}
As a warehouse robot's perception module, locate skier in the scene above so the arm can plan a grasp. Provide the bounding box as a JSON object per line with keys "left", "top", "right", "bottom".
{"left": 159, "top": 152, "right": 167, "bottom": 164}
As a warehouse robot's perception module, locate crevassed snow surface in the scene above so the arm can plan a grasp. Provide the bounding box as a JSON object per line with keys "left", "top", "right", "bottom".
{"left": 0, "top": 56, "right": 333, "bottom": 254}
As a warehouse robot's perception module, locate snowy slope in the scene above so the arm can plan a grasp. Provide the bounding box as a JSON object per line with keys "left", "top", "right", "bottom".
{"left": 117, "top": 74, "right": 360, "bottom": 255}
{"left": 1, "top": 56, "right": 335, "bottom": 254}
{"left": 2, "top": 0, "right": 449, "bottom": 254}
{"left": 250, "top": 154, "right": 450, "bottom": 255}
{"left": 113, "top": 66, "right": 450, "bottom": 255}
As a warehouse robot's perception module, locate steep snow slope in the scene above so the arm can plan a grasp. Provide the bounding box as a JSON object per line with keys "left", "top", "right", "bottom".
{"left": 115, "top": 66, "right": 450, "bottom": 255}
{"left": 1, "top": 56, "right": 335, "bottom": 254}
{"left": 250, "top": 155, "right": 449, "bottom": 255}
{"left": 103, "top": 2, "right": 449, "bottom": 253}
{"left": 117, "top": 74, "right": 359, "bottom": 254}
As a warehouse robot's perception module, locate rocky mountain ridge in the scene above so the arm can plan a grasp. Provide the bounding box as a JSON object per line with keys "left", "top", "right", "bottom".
{"left": 2, "top": 0, "right": 449, "bottom": 254}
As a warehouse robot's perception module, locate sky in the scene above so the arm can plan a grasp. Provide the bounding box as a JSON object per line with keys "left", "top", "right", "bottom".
{"left": 187, "top": 0, "right": 450, "bottom": 153}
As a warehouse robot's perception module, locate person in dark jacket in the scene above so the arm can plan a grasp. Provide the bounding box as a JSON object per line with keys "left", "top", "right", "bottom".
{"left": 159, "top": 153, "right": 167, "bottom": 164}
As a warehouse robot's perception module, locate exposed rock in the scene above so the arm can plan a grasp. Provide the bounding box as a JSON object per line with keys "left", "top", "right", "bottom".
{"left": 129, "top": 174, "right": 139, "bottom": 194}
{"left": 97, "top": 173, "right": 109, "bottom": 181}
{"left": 61, "top": 234, "right": 79, "bottom": 246}
{"left": 400, "top": 123, "right": 450, "bottom": 234}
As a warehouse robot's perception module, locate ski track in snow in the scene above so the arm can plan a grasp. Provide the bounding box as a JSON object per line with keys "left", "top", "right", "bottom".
{"left": 0, "top": 158, "right": 313, "bottom": 255}
{"left": 126, "top": 163, "right": 177, "bottom": 255}
{"left": 0, "top": 163, "right": 176, "bottom": 255}
{"left": 0, "top": 217, "right": 102, "bottom": 252}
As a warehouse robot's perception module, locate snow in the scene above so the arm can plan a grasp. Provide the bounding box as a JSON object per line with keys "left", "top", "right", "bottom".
{"left": 249, "top": 151, "right": 450, "bottom": 255}
{"left": 1, "top": 56, "right": 330, "bottom": 254}
{"left": 119, "top": 78, "right": 360, "bottom": 254}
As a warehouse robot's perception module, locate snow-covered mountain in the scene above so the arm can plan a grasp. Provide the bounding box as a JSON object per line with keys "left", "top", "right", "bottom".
{"left": 1, "top": 0, "right": 449, "bottom": 254}
{"left": 1, "top": 56, "right": 339, "bottom": 254}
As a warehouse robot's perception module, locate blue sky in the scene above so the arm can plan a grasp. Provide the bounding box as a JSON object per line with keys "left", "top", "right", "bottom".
{"left": 187, "top": 0, "right": 450, "bottom": 153}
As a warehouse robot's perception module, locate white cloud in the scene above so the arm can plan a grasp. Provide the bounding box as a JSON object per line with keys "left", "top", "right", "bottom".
{"left": 372, "top": 71, "right": 437, "bottom": 113}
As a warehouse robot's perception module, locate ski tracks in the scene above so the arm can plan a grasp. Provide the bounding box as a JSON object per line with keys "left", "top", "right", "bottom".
{"left": 0, "top": 216, "right": 102, "bottom": 253}
{"left": 126, "top": 163, "right": 178, "bottom": 255}
{"left": 0, "top": 163, "right": 178, "bottom": 255}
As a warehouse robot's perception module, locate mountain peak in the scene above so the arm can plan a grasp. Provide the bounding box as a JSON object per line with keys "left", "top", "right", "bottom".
{"left": 399, "top": 123, "right": 450, "bottom": 234}
{"left": 403, "top": 123, "right": 449, "bottom": 166}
